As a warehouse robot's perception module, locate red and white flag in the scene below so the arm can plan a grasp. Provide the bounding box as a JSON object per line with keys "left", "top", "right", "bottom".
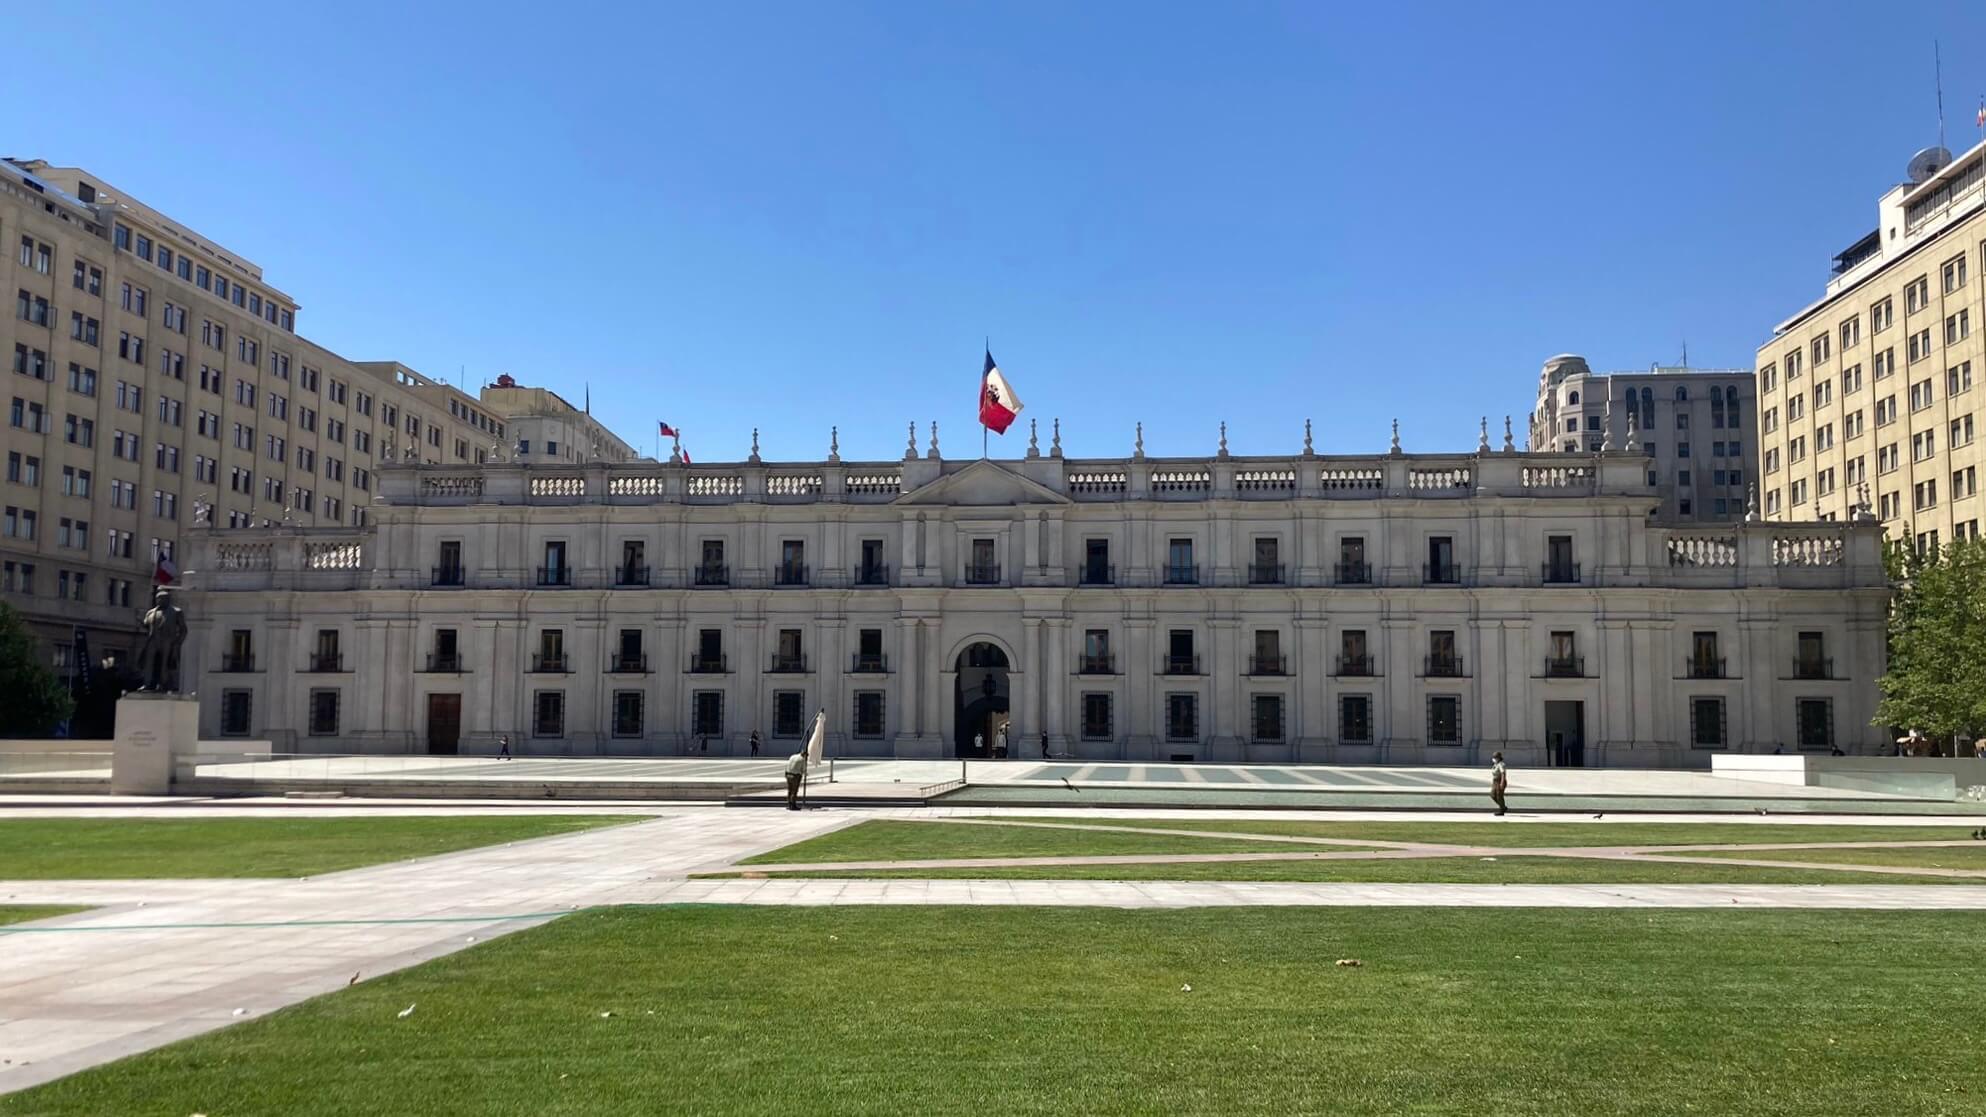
{"left": 978, "top": 349, "right": 1023, "bottom": 434}
{"left": 154, "top": 549, "right": 177, "bottom": 586}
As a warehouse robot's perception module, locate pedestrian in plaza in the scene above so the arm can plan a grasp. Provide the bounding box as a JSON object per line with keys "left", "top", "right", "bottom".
{"left": 498, "top": 734, "right": 511, "bottom": 761}
{"left": 1489, "top": 751, "right": 1508, "bottom": 817}
{"left": 750, "top": 729, "right": 761, "bottom": 757}
{"left": 784, "top": 750, "right": 808, "bottom": 810}
{"left": 1041, "top": 731, "right": 1051, "bottom": 760}
{"left": 996, "top": 724, "right": 1009, "bottom": 759}
{"left": 700, "top": 734, "right": 709, "bottom": 754}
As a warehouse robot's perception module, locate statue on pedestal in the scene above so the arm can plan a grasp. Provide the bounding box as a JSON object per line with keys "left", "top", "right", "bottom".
{"left": 134, "top": 587, "right": 187, "bottom": 693}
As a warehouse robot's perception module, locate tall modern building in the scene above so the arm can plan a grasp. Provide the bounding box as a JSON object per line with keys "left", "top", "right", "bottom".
{"left": 1757, "top": 140, "right": 1986, "bottom": 550}
{"left": 1527, "top": 355, "right": 1756, "bottom": 521}
{"left": 0, "top": 158, "right": 632, "bottom": 669}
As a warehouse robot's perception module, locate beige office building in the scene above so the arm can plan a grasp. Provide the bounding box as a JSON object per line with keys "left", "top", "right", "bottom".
{"left": 1758, "top": 141, "right": 1986, "bottom": 549}
{"left": 0, "top": 158, "right": 628, "bottom": 670}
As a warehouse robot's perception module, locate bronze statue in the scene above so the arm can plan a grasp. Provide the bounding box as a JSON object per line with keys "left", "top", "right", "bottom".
{"left": 134, "top": 586, "right": 188, "bottom": 693}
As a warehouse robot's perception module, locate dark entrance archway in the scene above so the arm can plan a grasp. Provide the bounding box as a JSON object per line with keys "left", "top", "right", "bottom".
{"left": 953, "top": 642, "right": 1010, "bottom": 757}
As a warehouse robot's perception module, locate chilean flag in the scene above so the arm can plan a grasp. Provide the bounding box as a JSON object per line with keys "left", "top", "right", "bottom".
{"left": 154, "top": 549, "right": 177, "bottom": 586}
{"left": 658, "top": 421, "right": 678, "bottom": 439}
{"left": 978, "top": 350, "right": 1023, "bottom": 434}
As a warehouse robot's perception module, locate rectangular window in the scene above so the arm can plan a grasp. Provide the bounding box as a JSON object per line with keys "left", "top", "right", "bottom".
{"left": 1795, "top": 698, "right": 1833, "bottom": 751}
{"left": 1690, "top": 697, "right": 1727, "bottom": 748}
{"left": 1165, "top": 694, "right": 1198, "bottom": 741}
{"left": 854, "top": 691, "right": 885, "bottom": 738}
{"left": 1251, "top": 695, "right": 1284, "bottom": 742}
{"left": 612, "top": 692, "right": 644, "bottom": 737}
{"left": 220, "top": 690, "right": 252, "bottom": 736}
{"left": 1339, "top": 694, "right": 1373, "bottom": 743}
{"left": 774, "top": 690, "right": 805, "bottom": 737}
{"left": 533, "top": 691, "right": 565, "bottom": 738}
{"left": 1427, "top": 696, "right": 1461, "bottom": 745}
{"left": 1082, "top": 693, "right": 1113, "bottom": 740}
{"left": 308, "top": 690, "right": 340, "bottom": 736}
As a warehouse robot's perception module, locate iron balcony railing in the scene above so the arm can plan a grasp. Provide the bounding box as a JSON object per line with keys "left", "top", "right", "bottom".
{"left": 694, "top": 563, "right": 729, "bottom": 587}
{"left": 687, "top": 653, "right": 728, "bottom": 674}
{"left": 1247, "top": 654, "right": 1288, "bottom": 675}
{"left": 1544, "top": 655, "right": 1585, "bottom": 678}
{"left": 218, "top": 654, "right": 257, "bottom": 673}
{"left": 1334, "top": 560, "right": 1372, "bottom": 585}
{"left": 305, "top": 653, "right": 344, "bottom": 672}
{"left": 614, "top": 564, "right": 651, "bottom": 587}
{"left": 1247, "top": 562, "right": 1286, "bottom": 585}
{"left": 1161, "top": 654, "right": 1201, "bottom": 675}
{"left": 1685, "top": 656, "right": 1727, "bottom": 679}
{"left": 530, "top": 653, "right": 569, "bottom": 673}
{"left": 850, "top": 653, "right": 889, "bottom": 673}
{"left": 1163, "top": 564, "right": 1201, "bottom": 586}
{"left": 1335, "top": 653, "right": 1374, "bottom": 677}
{"left": 430, "top": 565, "right": 465, "bottom": 587}
{"left": 853, "top": 563, "right": 890, "bottom": 586}
{"left": 1077, "top": 654, "right": 1116, "bottom": 675}
{"left": 964, "top": 562, "right": 1001, "bottom": 585}
{"left": 1079, "top": 563, "right": 1116, "bottom": 586}
{"left": 1424, "top": 654, "right": 1466, "bottom": 678}
{"left": 1423, "top": 561, "right": 1460, "bottom": 585}
{"left": 1793, "top": 656, "right": 1834, "bottom": 680}
{"left": 535, "top": 566, "right": 571, "bottom": 587}
{"left": 769, "top": 653, "right": 810, "bottom": 673}
{"left": 609, "top": 654, "right": 649, "bottom": 673}
{"left": 1542, "top": 562, "right": 1582, "bottom": 585}
{"left": 424, "top": 653, "right": 464, "bottom": 673}
{"left": 775, "top": 562, "right": 810, "bottom": 587}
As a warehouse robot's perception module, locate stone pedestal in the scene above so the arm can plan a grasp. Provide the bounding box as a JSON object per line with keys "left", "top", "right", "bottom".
{"left": 113, "top": 694, "right": 198, "bottom": 795}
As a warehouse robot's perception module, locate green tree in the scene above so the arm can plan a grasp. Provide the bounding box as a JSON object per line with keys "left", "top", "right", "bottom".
{"left": 1875, "top": 537, "right": 1986, "bottom": 741}
{"left": 0, "top": 602, "right": 74, "bottom": 737}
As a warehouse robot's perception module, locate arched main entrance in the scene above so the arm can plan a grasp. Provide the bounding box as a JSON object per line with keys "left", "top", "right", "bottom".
{"left": 953, "top": 642, "right": 1010, "bottom": 757}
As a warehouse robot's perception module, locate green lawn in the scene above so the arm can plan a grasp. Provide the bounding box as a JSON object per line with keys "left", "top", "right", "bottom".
{"left": 736, "top": 819, "right": 1374, "bottom": 864}
{"left": 6, "top": 905, "right": 1982, "bottom": 1115}
{"left": 0, "top": 905, "right": 84, "bottom": 927}
{"left": 716, "top": 856, "right": 1966, "bottom": 885}
{"left": 0, "top": 816, "right": 646, "bottom": 879}
{"left": 999, "top": 817, "right": 1979, "bottom": 848}
{"left": 1682, "top": 844, "right": 1986, "bottom": 871}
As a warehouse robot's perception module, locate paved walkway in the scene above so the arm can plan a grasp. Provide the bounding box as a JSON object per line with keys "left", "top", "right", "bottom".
{"left": 3, "top": 803, "right": 1985, "bottom": 1095}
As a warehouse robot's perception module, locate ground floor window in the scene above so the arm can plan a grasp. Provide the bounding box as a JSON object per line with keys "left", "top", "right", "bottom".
{"left": 1427, "top": 695, "right": 1460, "bottom": 745}
{"left": 533, "top": 690, "right": 564, "bottom": 738}
{"left": 308, "top": 689, "right": 339, "bottom": 736}
{"left": 220, "top": 689, "right": 252, "bottom": 736}
{"left": 773, "top": 690, "right": 805, "bottom": 737}
{"left": 692, "top": 691, "right": 724, "bottom": 738}
{"left": 1082, "top": 693, "right": 1113, "bottom": 739}
{"left": 1340, "top": 694, "right": 1372, "bottom": 743}
{"left": 613, "top": 691, "right": 643, "bottom": 737}
{"left": 853, "top": 691, "right": 884, "bottom": 738}
{"left": 1165, "top": 693, "right": 1198, "bottom": 741}
{"left": 1796, "top": 698, "right": 1833, "bottom": 750}
{"left": 1690, "top": 697, "right": 1727, "bottom": 748}
{"left": 1251, "top": 695, "right": 1283, "bottom": 742}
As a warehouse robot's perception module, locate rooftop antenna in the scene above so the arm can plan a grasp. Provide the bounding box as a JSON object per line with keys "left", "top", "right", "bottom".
{"left": 1937, "top": 39, "right": 1947, "bottom": 151}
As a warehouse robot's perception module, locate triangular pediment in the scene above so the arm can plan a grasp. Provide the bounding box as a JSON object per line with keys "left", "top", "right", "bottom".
{"left": 894, "top": 459, "right": 1073, "bottom": 507}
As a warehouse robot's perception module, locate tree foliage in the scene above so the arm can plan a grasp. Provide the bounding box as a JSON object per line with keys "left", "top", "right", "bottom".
{"left": 0, "top": 602, "right": 74, "bottom": 737}
{"left": 1876, "top": 539, "right": 1986, "bottom": 740}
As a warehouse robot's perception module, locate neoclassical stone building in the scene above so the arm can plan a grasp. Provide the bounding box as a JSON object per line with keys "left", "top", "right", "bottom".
{"left": 182, "top": 428, "right": 1891, "bottom": 766}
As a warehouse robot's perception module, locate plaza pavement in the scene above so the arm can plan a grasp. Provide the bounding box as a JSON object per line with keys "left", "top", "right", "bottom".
{"left": 4, "top": 799, "right": 1986, "bottom": 1094}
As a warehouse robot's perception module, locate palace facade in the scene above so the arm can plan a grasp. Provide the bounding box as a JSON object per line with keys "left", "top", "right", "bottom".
{"left": 181, "top": 433, "right": 1891, "bottom": 766}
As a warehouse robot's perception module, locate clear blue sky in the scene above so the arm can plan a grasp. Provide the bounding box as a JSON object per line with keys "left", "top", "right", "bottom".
{"left": 16, "top": 1, "right": 1986, "bottom": 462}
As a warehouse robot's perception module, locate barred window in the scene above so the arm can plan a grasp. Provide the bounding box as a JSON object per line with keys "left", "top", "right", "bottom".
{"left": 1250, "top": 695, "right": 1284, "bottom": 742}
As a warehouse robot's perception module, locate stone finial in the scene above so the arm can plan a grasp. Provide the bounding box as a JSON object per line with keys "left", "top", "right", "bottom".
{"left": 1624, "top": 408, "right": 1641, "bottom": 453}
{"left": 1302, "top": 418, "right": 1315, "bottom": 458}
{"left": 1217, "top": 422, "right": 1230, "bottom": 460}
{"left": 1477, "top": 416, "right": 1491, "bottom": 454}
{"left": 1134, "top": 422, "right": 1146, "bottom": 460}
{"left": 1388, "top": 418, "right": 1402, "bottom": 456}
{"left": 927, "top": 420, "right": 940, "bottom": 460}
{"left": 905, "top": 421, "right": 918, "bottom": 460}
{"left": 1026, "top": 417, "right": 1040, "bottom": 459}
{"left": 670, "top": 440, "right": 683, "bottom": 464}
{"left": 1502, "top": 415, "right": 1515, "bottom": 453}
{"left": 1050, "top": 417, "right": 1063, "bottom": 458}
{"left": 748, "top": 427, "right": 762, "bottom": 464}
{"left": 828, "top": 426, "right": 840, "bottom": 463}
{"left": 1853, "top": 481, "right": 1876, "bottom": 522}
{"left": 1744, "top": 482, "right": 1760, "bottom": 523}
{"left": 1599, "top": 402, "right": 1614, "bottom": 453}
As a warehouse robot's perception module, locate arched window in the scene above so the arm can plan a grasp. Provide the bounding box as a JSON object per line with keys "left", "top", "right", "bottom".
{"left": 1565, "top": 440, "right": 1579, "bottom": 453}
{"left": 1639, "top": 388, "right": 1654, "bottom": 428}
{"left": 1711, "top": 390, "right": 1726, "bottom": 429}
{"left": 1568, "top": 391, "right": 1580, "bottom": 405}
{"left": 1727, "top": 390, "right": 1740, "bottom": 429}
{"left": 1675, "top": 385, "right": 1689, "bottom": 401}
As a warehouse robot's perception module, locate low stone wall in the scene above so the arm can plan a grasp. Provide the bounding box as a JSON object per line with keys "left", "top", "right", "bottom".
{"left": 1712, "top": 754, "right": 1986, "bottom": 800}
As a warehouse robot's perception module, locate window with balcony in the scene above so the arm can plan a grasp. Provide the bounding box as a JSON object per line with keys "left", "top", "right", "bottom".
{"left": 697, "top": 539, "right": 728, "bottom": 586}
{"left": 1164, "top": 630, "right": 1198, "bottom": 675}
{"left": 613, "top": 629, "right": 646, "bottom": 673}
{"left": 691, "top": 629, "right": 726, "bottom": 673}
{"left": 222, "top": 629, "right": 255, "bottom": 673}
{"left": 1688, "top": 632, "right": 1724, "bottom": 679}
{"left": 1081, "top": 538, "right": 1113, "bottom": 585}
{"left": 1338, "top": 629, "right": 1372, "bottom": 676}
{"left": 1164, "top": 538, "right": 1197, "bottom": 585}
{"left": 1425, "top": 536, "right": 1457, "bottom": 584}
{"left": 853, "top": 628, "right": 886, "bottom": 673}
{"left": 538, "top": 540, "right": 569, "bottom": 586}
{"left": 966, "top": 537, "right": 999, "bottom": 584}
{"left": 428, "top": 628, "right": 461, "bottom": 673}
{"left": 1249, "top": 537, "right": 1283, "bottom": 585}
{"left": 1425, "top": 630, "right": 1463, "bottom": 677}
{"left": 310, "top": 629, "right": 343, "bottom": 673}
{"left": 1080, "top": 629, "right": 1114, "bottom": 674}
{"left": 1794, "top": 632, "right": 1830, "bottom": 679}
{"left": 534, "top": 630, "right": 567, "bottom": 673}
{"left": 617, "top": 540, "right": 648, "bottom": 586}
{"left": 772, "top": 629, "right": 807, "bottom": 673}
{"left": 857, "top": 538, "right": 888, "bottom": 585}
{"left": 1545, "top": 631, "right": 1581, "bottom": 677}
{"left": 777, "top": 539, "right": 808, "bottom": 586}
{"left": 433, "top": 540, "right": 464, "bottom": 586}
{"left": 1250, "top": 630, "right": 1285, "bottom": 676}
{"left": 1544, "top": 535, "right": 1578, "bottom": 583}
{"left": 1336, "top": 536, "right": 1370, "bottom": 584}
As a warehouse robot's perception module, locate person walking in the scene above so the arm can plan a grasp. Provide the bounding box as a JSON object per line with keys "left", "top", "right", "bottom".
{"left": 996, "top": 724, "right": 1009, "bottom": 759}
{"left": 497, "top": 734, "right": 511, "bottom": 761}
{"left": 750, "top": 730, "right": 761, "bottom": 757}
{"left": 784, "top": 750, "right": 808, "bottom": 810}
{"left": 1489, "top": 751, "right": 1508, "bottom": 816}
{"left": 1040, "top": 731, "right": 1051, "bottom": 760}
